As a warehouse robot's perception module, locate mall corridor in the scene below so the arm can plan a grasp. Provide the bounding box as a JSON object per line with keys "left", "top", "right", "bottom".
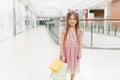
{"left": 0, "top": 26, "right": 120, "bottom": 80}
{"left": 0, "top": 0, "right": 120, "bottom": 80}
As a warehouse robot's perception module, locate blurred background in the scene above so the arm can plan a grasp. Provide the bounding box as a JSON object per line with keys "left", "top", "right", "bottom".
{"left": 0, "top": 0, "right": 120, "bottom": 80}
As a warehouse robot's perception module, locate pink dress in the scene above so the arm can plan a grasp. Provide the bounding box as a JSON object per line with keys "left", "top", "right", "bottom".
{"left": 62, "top": 27, "right": 83, "bottom": 74}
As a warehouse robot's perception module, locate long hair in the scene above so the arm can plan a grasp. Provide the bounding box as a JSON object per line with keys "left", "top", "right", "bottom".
{"left": 64, "top": 10, "right": 80, "bottom": 44}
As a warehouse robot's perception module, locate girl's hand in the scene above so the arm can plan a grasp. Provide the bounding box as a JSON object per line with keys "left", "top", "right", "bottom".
{"left": 59, "top": 53, "right": 63, "bottom": 60}
{"left": 77, "top": 54, "right": 81, "bottom": 60}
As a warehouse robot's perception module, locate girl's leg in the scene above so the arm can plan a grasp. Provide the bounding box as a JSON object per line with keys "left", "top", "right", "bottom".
{"left": 70, "top": 74, "right": 75, "bottom": 80}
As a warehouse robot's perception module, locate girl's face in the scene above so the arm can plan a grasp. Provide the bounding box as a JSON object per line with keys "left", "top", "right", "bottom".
{"left": 69, "top": 14, "right": 77, "bottom": 27}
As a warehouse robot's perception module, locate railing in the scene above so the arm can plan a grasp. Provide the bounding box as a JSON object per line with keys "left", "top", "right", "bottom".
{"left": 47, "top": 21, "right": 60, "bottom": 44}
{"left": 47, "top": 19, "right": 120, "bottom": 49}
{"left": 80, "top": 19, "right": 120, "bottom": 37}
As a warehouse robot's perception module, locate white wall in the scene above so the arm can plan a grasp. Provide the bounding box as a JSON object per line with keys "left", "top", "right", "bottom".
{"left": 88, "top": 9, "right": 94, "bottom": 19}
{"left": 0, "top": 0, "right": 13, "bottom": 41}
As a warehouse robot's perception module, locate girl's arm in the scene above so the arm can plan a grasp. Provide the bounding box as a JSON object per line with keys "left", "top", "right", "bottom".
{"left": 78, "top": 29, "right": 83, "bottom": 58}
{"left": 59, "top": 28, "right": 65, "bottom": 60}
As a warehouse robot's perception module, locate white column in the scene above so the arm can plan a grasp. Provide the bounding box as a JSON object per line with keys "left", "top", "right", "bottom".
{"left": 104, "top": 0, "right": 112, "bottom": 32}
{"left": 105, "top": 0, "right": 112, "bottom": 18}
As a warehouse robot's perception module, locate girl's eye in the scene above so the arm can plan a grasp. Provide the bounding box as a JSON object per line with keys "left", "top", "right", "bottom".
{"left": 69, "top": 18, "right": 76, "bottom": 20}
{"left": 73, "top": 18, "right": 76, "bottom": 20}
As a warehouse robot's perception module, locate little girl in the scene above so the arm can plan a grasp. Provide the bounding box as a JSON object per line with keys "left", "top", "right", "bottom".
{"left": 59, "top": 9, "right": 83, "bottom": 80}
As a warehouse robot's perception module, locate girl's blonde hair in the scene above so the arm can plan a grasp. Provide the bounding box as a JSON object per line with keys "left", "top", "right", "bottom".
{"left": 64, "top": 10, "right": 80, "bottom": 44}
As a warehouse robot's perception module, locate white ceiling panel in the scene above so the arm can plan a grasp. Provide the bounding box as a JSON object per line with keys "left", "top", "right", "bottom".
{"left": 20, "top": 0, "right": 112, "bottom": 18}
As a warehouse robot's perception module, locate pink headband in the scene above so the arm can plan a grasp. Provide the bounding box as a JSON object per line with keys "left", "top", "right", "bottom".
{"left": 67, "top": 9, "right": 78, "bottom": 13}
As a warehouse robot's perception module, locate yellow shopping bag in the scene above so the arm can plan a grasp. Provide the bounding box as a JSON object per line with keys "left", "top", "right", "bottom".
{"left": 50, "top": 63, "right": 67, "bottom": 80}
{"left": 49, "top": 59, "right": 63, "bottom": 73}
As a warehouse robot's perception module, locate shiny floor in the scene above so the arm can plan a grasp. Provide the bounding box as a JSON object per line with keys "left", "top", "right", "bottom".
{"left": 0, "top": 26, "right": 120, "bottom": 80}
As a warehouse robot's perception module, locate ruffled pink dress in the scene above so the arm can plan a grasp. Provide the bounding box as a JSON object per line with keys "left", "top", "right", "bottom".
{"left": 62, "top": 27, "right": 83, "bottom": 74}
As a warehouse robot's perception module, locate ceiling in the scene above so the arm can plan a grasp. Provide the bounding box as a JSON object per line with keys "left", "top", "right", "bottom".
{"left": 20, "top": 0, "right": 112, "bottom": 18}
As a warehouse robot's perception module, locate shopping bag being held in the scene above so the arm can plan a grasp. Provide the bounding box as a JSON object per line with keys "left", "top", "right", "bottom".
{"left": 50, "top": 62, "right": 67, "bottom": 80}
{"left": 49, "top": 59, "right": 63, "bottom": 73}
